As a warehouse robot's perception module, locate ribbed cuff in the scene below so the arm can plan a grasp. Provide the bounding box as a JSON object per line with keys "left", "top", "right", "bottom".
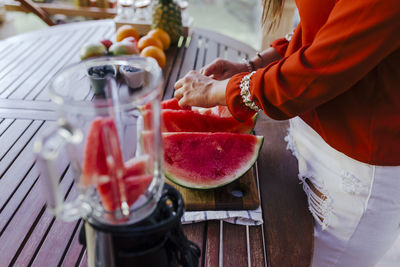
{"left": 226, "top": 73, "right": 257, "bottom": 122}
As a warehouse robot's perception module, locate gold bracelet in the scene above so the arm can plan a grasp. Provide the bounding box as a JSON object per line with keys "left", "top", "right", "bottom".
{"left": 239, "top": 71, "right": 260, "bottom": 111}
{"left": 241, "top": 58, "right": 254, "bottom": 72}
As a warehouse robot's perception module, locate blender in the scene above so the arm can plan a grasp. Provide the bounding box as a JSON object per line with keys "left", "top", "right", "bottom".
{"left": 34, "top": 56, "right": 200, "bottom": 267}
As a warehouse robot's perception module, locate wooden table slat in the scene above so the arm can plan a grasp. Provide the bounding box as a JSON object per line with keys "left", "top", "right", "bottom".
{"left": 4, "top": 27, "right": 94, "bottom": 100}
{"left": 204, "top": 221, "right": 220, "bottom": 267}
{"left": 0, "top": 162, "right": 38, "bottom": 227}
{"left": 162, "top": 38, "right": 187, "bottom": 100}
{"left": 0, "top": 118, "right": 15, "bottom": 137}
{"left": 249, "top": 226, "right": 267, "bottom": 267}
{"left": 223, "top": 222, "right": 248, "bottom": 267}
{"left": 182, "top": 222, "right": 206, "bottom": 267}
{"left": 176, "top": 32, "right": 199, "bottom": 79}
{"left": 12, "top": 178, "right": 77, "bottom": 266}
{"left": 0, "top": 40, "right": 19, "bottom": 58}
{"left": 0, "top": 119, "right": 33, "bottom": 161}
{"left": 255, "top": 114, "right": 314, "bottom": 267}
{"left": 30, "top": 189, "right": 81, "bottom": 267}
{"left": 0, "top": 99, "right": 57, "bottom": 111}
{"left": 59, "top": 220, "right": 85, "bottom": 267}
{"left": 34, "top": 26, "right": 114, "bottom": 101}
{"left": 0, "top": 120, "right": 46, "bottom": 184}
{"left": 0, "top": 107, "right": 57, "bottom": 120}
{"left": 0, "top": 166, "right": 73, "bottom": 266}
{"left": 20, "top": 27, "right": 102, "bottom": 101}
{"left": 0, "top": 36, "right": 64, "bottom": 95}
{"left": 0, "top": 33, "right": 72, "bottom": 98}
{"left": 0, "top": 38, "right": 40, "bottom": 78}
{"left": 79, "top": 250, "right": 88, "bottom": 267}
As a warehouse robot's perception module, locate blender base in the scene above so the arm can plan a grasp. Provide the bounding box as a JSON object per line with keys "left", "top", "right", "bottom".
{"left": 79, "top": 184, "right": 200, "bottom": 267}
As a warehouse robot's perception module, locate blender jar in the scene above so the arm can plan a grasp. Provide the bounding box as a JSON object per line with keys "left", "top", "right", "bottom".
{"left": 34, "top": 56, "right": 164, "bottom": 226}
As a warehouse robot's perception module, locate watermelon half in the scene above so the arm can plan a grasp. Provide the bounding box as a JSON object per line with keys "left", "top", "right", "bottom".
{"left": 142, "top": 132, "right": 263, "bottom": 189}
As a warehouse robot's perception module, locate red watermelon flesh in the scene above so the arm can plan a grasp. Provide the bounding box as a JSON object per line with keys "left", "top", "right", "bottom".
{"left": 140, "top": 98, "right": 191, "bottom": 112}
{"left": 195, "top": 105, "right": 232, "bottom": 117}
{"left": 142, "top": 131, "right": 263, "bottom": 189}
{"left": 97, "top": 174, "right": 152, "bottom": 212}
{"left": 81, "top": 117, "right": 152, "bottom": 211}
{"left": 124, "top": 155, "right": 150, "bottom": 177}
{"left": 142, "top": 109, "right": 255, "bottom": 134}
{"left": 81, "top": 117, "right": 124, "bottom": 186}
{"left": 82, "top": 117, "right": 110, "bottom": 186}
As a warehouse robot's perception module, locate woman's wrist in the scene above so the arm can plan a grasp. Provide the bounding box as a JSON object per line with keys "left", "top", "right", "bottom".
{"left": 250, "top": 47, "right": 282, "bottom": 69}
{"left": 212, "top": 79, "right": 228, "bottom": 105}
{"left": 238, "top": 61, "right": 251, "bottom": 74}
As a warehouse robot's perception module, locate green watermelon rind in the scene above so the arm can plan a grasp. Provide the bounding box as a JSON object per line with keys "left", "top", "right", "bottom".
{"left": 164, "top": 135, "right": 264, "bottom": 190}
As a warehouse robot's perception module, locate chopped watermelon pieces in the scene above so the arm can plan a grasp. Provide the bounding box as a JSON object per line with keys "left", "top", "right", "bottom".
{"left": 81, "top": 117, "right": 152, "bottom": 212}
{"left": 140, "top": 98, "right": 191, "bottom": 112}
{"left": 140, "top": 98, "right": 256, "bottom": 134}
{"left": 142, "top": 109, "right": 255, "bottom": 134}
{"left": 97, "top": 174, "right": 152, "bottom": 212}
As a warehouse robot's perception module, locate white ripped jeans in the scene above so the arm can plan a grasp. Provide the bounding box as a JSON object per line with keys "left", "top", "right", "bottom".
{"left": 286, "top": 117, "right": 400, "bottom": 267}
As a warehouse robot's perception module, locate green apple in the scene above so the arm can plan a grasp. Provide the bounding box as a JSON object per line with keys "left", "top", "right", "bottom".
{"left": 80, "top": 42, "right": 107, "bottom": 60}
{"left": 109, "top": 41, "right": 139, "bottom": 56}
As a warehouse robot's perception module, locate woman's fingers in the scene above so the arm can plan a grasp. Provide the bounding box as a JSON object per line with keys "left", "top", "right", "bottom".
{"left": 174, "top": 87, "right": 184, "bottom": 100}
{"left": 174, "top": 78, "right": 184, "bottom": 90}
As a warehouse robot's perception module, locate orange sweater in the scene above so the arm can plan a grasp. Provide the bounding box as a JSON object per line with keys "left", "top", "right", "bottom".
{"left": 226, "top": 0, "right": 400, "bottom": 165}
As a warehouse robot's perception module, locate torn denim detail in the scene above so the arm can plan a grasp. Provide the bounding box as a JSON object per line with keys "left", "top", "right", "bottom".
{"left": 340, "top": 171, "right": 362, "bottom": 195}
{"left": 301, "top": 177, "right": 333, "bottom": 230}
{"left": 285, "top": 130, "right": 333, "bottom": 230}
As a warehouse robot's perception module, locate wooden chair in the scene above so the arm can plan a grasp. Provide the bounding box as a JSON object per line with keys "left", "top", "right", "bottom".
{"left": 15, "top": 0, "right": 55, "bottom": 25}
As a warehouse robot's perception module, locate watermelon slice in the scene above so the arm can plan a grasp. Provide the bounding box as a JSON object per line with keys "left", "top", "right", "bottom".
{"left": 124, "top": 155, "right": 150, "bottom": 177}
{"left": 97, "top": 174, "right": 152, "bottom": 212}
{"left": 81, "top": 117, "right": 117, "bottom": 186}
{"left": 142, "top": 132, "right": 263, "bottom": 189}
{"left": 140, "top": 98, "right": 191, "bottom": 112}
{"left": 195, "top": 105, "right": 232, "bottom": 117}
{"left": 81, "top": 117, "right": 152, "bottom": 212}
{"left": 142, "top": 109, "right": 255, "bottom": 134}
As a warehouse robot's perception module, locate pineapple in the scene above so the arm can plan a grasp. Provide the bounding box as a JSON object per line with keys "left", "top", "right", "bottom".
{"left": 152, "top": 0, "right": 183, "bottom": 44}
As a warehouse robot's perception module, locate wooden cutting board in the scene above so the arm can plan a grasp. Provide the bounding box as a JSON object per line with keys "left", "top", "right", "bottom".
{"left": 166, "top": 166, "right": 260, "bottom": 211}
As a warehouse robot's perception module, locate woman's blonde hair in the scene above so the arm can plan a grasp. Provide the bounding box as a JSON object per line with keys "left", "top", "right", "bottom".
{"left": 262, "top": 0, "right": 286, "bottom": 32}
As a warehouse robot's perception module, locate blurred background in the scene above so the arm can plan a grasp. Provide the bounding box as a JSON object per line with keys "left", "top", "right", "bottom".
{"left": 0, "top": 0, "right": 262, "bottom": 49}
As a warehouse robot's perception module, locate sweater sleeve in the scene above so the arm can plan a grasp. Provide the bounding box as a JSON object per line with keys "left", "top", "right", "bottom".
{"left": 270, "top": 38, "right": 289, "bottom": 58}
{"left": 226, "top": 0, "right": 400, "bottom": 121}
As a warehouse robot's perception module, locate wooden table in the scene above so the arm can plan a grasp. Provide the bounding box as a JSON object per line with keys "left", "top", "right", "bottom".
{"left": 0, "top": 20, "right": 313, "bottom": 267}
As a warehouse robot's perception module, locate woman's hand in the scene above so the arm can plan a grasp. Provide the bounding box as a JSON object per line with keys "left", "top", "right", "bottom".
{"left": 200, "top": 58, "right": 247, "bottom": 80}
{"left": 174, "top": 70, "right": 228, "bottom": 107}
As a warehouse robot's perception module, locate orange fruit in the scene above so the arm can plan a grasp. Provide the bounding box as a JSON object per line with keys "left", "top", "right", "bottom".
{"left": 137, "top": 35, "right": 163, "bottom": 51}
{"left": 148, "top": 28, "right": 171, "bottom": 50}
{"left": 140, "top": 46, "right": 166, "bottom": 68}
{"left": 116, "top": 25, "right": 140, "bottom": 42}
